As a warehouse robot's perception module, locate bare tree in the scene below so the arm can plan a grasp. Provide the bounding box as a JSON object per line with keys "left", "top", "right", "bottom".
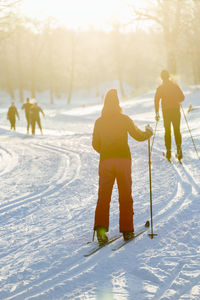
{"left": 0, "top": 1, "right": 22, "bottom": 99}
{"left": 67, "top": 31, "right": 77, "bottom": 105}
{"left": 15, "top": 23, "right": 24, "bottom": 102}
{"left": 129, "top": 0, "right": 186, "bottom": 75}
{"left": 185, "top": 1, "right": 200, "bottom": 84}
{"left": 26, "top": 19, "right": 46, "bottom": 99}
{"left": 0, "top": 0, "right": 22, "bottom": 40}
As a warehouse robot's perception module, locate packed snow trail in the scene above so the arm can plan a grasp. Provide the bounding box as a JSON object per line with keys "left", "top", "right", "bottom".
{"left": 0, "top": 87, "right": 200, "bottom": 299}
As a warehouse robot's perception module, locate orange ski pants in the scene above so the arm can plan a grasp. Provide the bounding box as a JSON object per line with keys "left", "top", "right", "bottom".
{"left": 94, "top": 158, "right": 134, "bottom": 233}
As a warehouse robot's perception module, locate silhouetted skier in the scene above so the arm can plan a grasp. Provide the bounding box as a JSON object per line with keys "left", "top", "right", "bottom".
{"left": 92, "top": 89, "right": 153, "bottom": 246}
{"left": 30, "top": 102, "right": 45, "bottom": 135}
{"left": 7, "top": 102, "right": 20, "bottom": 131}
{"left": 21, "top": 97, "right": 32, "bottom": 134}
{"left": 154, "top": 70, "right": 185, "bottom": 161}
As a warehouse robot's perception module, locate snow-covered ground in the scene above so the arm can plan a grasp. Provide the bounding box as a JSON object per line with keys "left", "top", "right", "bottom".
{"left": 0, "top": 87, "right": 200, "bottom": 300}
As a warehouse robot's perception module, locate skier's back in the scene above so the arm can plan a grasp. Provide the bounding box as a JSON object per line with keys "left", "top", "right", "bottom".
{"left": 93, "top": 111, "right": 151, "bottom": 161}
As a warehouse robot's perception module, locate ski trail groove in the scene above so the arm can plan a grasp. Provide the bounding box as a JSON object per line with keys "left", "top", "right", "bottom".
{"left": 151, "top": 148, "right": 198, "bottom": 230}
{"left": 0, "top": 145, "right": 19, "bottom": 176}
{"left": 0, "top": 143, "right": 80, "bottom": 217}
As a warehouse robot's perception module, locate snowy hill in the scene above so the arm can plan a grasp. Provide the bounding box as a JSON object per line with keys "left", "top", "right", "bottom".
{"left": 0, "top": 87, "right": 200, "bottom": 299}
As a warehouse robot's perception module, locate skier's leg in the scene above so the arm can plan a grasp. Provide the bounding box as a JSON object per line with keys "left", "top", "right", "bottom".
{"left": 163, "top": 110, "right": 171, "bottom": 158}
{"left": 36, "top": 118, "right": 43, "bottom": 134}
{"left": 115, "top": 158, "right": 134, "bottom": 233}
{"left": 31, "top": 120, "right": 35, "bottom": 135}
{"left": 9, "top": 119, "right": 12, "bottom": 130}
{"left": 94, "top": 159, "right": 115, "bottom": 231}
{"left": 172, "top": 109, "right": 182, "bottom": 155}
{"left": 11, "top": 118, "right": 15, "bottom": 130}
{"left": 26, "top": 115, "right": 30, "bottom": 133}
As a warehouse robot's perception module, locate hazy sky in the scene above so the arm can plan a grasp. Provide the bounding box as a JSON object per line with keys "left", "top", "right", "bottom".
{"left": 20, "top": 0, "right": 149, "bottom": 31}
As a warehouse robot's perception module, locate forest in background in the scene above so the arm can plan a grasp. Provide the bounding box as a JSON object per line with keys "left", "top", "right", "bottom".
{"left": 0, "top": 0, "right": 200, "bottom": 104}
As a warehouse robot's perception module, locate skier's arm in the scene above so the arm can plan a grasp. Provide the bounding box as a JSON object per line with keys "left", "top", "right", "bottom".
{"left": 127, "top": 117, "right": 153, "bottom": 142}
{"left": 154, "top": 88, "right": 161, "bottom": 114}
{"left": 40, "top": 108, "right": 45, "bottom": 117}
{"left": 21, "top": 104, "right": 25, "bottom": 110}
{"left": 176, "top": 85, "right": 185, "bottom": 103}
{"left": 92, "top": 121, "right": 101, "bottom": 153}
{"left": 16, "top": 108, "right": 20, "bottom": 120}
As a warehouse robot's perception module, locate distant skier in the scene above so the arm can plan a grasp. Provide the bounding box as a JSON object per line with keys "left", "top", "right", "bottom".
{"left": 154, "top": 70, "right": 185, "bottom": 161}
{"left": 92, "top": 89, "right": 153, "bottom": 246}
{"left": 30, "top": 102, "right": 45, "bottom": 135}
{"left": 21, "top": 97, "right": 32, "bottom": 134}
{"left": 7, "top": 102, "right": 20, "bottom": 131}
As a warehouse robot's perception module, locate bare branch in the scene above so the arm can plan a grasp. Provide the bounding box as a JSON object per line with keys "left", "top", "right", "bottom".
{"left": 133, "top": 10, "right": 164, "bottom": 27}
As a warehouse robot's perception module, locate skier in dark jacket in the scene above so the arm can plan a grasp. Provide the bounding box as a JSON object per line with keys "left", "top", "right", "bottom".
{"left": 92, "top": 89, "right": 153, "bottom": 246}
{"left": 21, "top": 97, "right": 32, "bottom": 134}
{"left": 30, "top": 102, "right": 45, "bottom": 135}
{"left": 154, "top": 70, "right": 185, "bottom": 161}
{"left": 7, "top": 102, "right": 20, "bottom": 131}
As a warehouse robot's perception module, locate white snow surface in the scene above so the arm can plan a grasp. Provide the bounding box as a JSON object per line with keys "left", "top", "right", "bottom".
{"left": 0, "top": 87, "right": 200, "bottom": 300}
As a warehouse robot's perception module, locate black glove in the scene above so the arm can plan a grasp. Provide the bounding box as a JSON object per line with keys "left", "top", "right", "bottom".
{"left": 145, "top": 124, "right": 153, "bottom": 136}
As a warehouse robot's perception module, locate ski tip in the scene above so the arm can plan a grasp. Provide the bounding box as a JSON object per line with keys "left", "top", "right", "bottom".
{"left": 145, "top": 220, "right": 150, "bottom": 228}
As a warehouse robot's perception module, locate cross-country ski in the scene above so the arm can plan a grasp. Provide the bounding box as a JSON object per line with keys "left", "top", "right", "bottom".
{"left": 112, "top": 221, "right": 150, "bottom": 251}
{"left": 84, "top": 235, "right": 122, "bottom": 257}
{"left": 85, "top": 221, "right": 150, "bottom": 256}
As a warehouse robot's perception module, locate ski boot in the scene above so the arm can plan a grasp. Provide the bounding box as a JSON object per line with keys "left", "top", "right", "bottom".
{"left": 96, "top": 227, "right": 108, "bottom": 246}
{"left": 166, "top": 149, "right": 171, "bottom": 162}
{"left": 123, "top": 231, "right": 134, "bottom": 241}
{"left": 176, "top": 145, "right": 183, "bottom": 161}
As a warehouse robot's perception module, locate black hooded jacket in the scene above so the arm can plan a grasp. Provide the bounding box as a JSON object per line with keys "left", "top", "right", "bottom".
{"left": 92, "top": 112, "right": 151, "bottom": 162}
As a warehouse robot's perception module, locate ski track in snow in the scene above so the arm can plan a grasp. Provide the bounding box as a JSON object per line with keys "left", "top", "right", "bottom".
{"left": 0, "top": 89, "right": 200, "bottom": 299}
{"left": 0, "top": 145, "right": 19, "bottom": 176}
{"left": 0, "top": 143, "right": 80, "bottom": 220}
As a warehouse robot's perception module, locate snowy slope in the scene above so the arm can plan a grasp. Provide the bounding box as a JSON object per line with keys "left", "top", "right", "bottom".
{"left": 0, "top": 87, "right": 200, "bottom": 300}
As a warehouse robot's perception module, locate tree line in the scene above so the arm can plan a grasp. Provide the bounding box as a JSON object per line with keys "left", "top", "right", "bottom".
{"left": 0, "top": 0, "right": 200, "bottom": 104}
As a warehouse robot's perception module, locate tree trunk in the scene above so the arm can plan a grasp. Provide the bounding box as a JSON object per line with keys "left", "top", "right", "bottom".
{"left": 50, "top": 82, "right": 54, "bottom": 105}
{"left": 67, "top": 32, "right": 76, "bottom": 105}
{"left": 7, "top": 77, "right": 15, "bottom": 99}
{"left": 31, "top": 65, "right": 36, "bottom": 99}
{"left": 48, "top": 35, "right": 54, "bottom": 104}
{"left": 16, "top": 27, "right": 24, "bottom": 102}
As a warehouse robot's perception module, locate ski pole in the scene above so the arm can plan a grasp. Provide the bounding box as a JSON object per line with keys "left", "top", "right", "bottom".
{"left": 87, "top": 230, "right": 95, "bottom": 244}
{"left": 150, "top": 120, "right": 159, "bottom": 154}
{"left": 181, "top": 104, "right": 200, "bottom": 160}
{"left": 148, "top": 137, "right": 157, "bottom": 239}
{"left": 92, "top": 230, "right": 95, "bottom": 242}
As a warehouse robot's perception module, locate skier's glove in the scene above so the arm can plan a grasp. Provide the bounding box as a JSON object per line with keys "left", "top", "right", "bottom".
{"left": 155, "top": 113, "right": 160, "bottom": 122}
{"left": 145, "top": 124, "right": 153, "bottom": 136}
{"left": 187, "top": 104, "right": 192, "bottom": 114}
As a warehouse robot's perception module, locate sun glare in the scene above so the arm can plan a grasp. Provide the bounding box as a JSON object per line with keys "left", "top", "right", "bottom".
{"left": 20, "top": 0, "right": 145, "bottom": 31}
